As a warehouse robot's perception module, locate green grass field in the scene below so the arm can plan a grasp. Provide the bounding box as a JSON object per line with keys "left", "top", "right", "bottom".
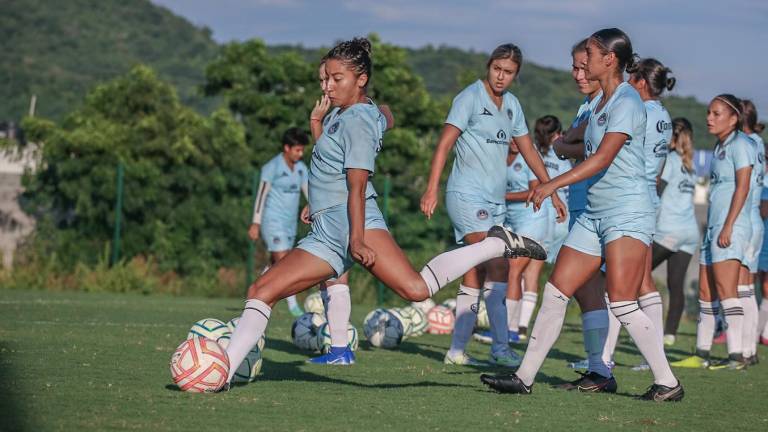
{"left": 1, "top": 289, "right": 766, "bottom": 431}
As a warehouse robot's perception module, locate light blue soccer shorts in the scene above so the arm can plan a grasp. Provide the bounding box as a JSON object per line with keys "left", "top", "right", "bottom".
{"left": 547, "top": 213, "right": 571, "bottom": 263}
{"left": 745, "top": 217, "right": 763, "bottom": 272}
{"left": 260, "top": 223, "right": 296, "bottom": 253}
{"left": 759, "top": 218, "right": 768, "bottom": 271}
{"left": 564, "top": 211, "right": 654, "bottom": 257}
{"left": 505, "top": 208, "right": 550, "bottom": 250}
{"left": 699, "top": 223, "right": 751, "bottom": 266}
{"left": 297, "top": 198, "right": 388, "bottom": 277}
{"left": 446, "top": 191, "right": 505, "bottom": 243}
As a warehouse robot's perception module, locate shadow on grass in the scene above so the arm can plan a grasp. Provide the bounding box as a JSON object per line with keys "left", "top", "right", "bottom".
{"left": 0, "top": 342, "right": 30, "bottom": 431}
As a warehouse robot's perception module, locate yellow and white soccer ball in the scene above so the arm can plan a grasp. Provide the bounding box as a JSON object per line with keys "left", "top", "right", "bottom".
{"left": 303, "top": 292, "right": 325, "bottom": 315}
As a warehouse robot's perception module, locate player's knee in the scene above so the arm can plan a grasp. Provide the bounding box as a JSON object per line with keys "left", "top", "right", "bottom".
{"left": 400, "top": 278, "right": 429, "bottom": 302}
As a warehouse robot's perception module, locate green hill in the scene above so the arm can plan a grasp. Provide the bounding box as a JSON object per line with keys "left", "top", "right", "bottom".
{"left": 3, "top": 0, "right": 719, "bottom": 146}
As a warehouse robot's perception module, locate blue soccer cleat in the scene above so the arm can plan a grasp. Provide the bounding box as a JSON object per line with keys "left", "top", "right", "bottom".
{"left": 307, "top": 346, "right": 356, "bottom": 365}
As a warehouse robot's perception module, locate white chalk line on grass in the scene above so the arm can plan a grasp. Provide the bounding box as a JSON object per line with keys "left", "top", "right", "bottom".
{"left": 14, "top": 320, "right": 186, "bottom": 329}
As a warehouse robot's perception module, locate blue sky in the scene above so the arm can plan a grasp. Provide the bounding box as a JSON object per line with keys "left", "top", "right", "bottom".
{"left": 153, "top": 0, "right": 768, "bottom": 117}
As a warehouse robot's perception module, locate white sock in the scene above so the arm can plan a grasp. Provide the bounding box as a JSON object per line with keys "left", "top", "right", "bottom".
{"left": 760, "top": 298, "right": 768, "bottom": 339}
{"left": 610, "top": 301, "right": 677, "bottom": 387}
{"left": 420, "top": 238, "right": 506, "bottom": 296}
{"left": 516, "top": 282, "right": 569, "bottom": 386}
{"left": 602, "top": 294, "right": 621, "bottom": 365}
{"left": 696, "top": 300, "right": 718, "bottom": 355}
{"left": 738, "top": 285, "right": 758, "bottom": 357}
{"left": 638, "top": 291, "right": 664, "bottom": 344}
{"left": 582, "top": 309, "right": 611, "bottom": 378}
{"left": 506, "top": 298, "right": 521, "bottom": 332}
{"left": 518, "top": 292, "right": 538, "bottom": 330}
{"left": 721, "top": 297, "right": 744, "bottom": 357}
{"left": 225, "top": 299, "right": 271, "bottom": 382}
{"left": 286, "top": 295, "right": 299, "bottom": 309}
{"left": 448, "top": 285, "right": 480, "bottom": 356}
{"left": 326, "top": 284, "right": 351, "bottom": 348}
{"left": 483, "top": 281, "right": 509, "bottom": 354}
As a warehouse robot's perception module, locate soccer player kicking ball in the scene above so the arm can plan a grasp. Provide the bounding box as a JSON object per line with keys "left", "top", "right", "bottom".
{"left": 480, "top": 28, "right": 683, "bottom": 402}
{"left": 221, "top": 37, "right": 546, "bottom": 390}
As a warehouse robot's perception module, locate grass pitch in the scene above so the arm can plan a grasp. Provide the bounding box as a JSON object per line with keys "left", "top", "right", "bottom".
{"left": 1, "top": 289, "right": 766, "bottom": 431}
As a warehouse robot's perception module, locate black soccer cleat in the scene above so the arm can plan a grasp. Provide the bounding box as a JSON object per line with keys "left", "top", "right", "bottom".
{"left": 487, "top": 225, "right": 547, "bottom": 260}
{"left": 555, "top": 371, "right": 617, "bottom": 393}
{"left": 480, "top": 373, "right": 532, "bottom": 394}
{"left": 638, "top": 381, "right": 684, "bottom": 402}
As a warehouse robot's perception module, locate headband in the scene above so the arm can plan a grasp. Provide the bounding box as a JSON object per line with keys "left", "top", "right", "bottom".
{"left": 715, "top": 96, "right": 741, "bottom": 116}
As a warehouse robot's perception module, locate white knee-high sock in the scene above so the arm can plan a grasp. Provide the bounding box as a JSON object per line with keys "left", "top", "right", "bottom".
{"left": 515, "top": 283, "right": 569, "bottom": 386}
{"left": 507, "top": 298, "right": 521, "bottom": 332}
{"left": 696, "top": 300, "right": 718, "bottom": 355}
{"left": 582, "top": 309, "right": 611, "bottom": 378}
{"left": 483, "top": 281, "right": 508, "bottom": 353}
{"left": 638, "top": 291, "right": 664, "bottom": 345}
{"left": 759, "top": 298, "right": 768, "bottom": 339}
{"left": 610, "top": 301, "right": 677, "bottom": 387}
{"left": 518, "top": 291, "right": 538, "bottom": 329}
{"left": 602, "top": 294, "right": 621, "bottom": 364}
{"left": 738, "top": 285, "right": 758, "bottom": 357}
{"left": 721, "top": 297, "right": 744, "bottom": 357}
{"left": 225, "top": 299, "right": 271, "bottom": 382}
{"left": 448, "top": 285, "right": 480, "bottom": 356}
{"left": 326, "top": 284, "right": 351, "bottom": 348}
{"left": 420, "top": 238, "right": 506, "bottom": 296}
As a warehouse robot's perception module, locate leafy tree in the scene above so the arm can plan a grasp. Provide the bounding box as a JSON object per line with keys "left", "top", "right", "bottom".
{"left": 22, "top": 65, "right": 251, "bottom": 275}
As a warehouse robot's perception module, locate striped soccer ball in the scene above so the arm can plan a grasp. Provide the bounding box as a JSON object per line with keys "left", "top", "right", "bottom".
{"left": 170, "top": 337, "right": 229, "bottom": 392}
{"left": 292, "top": 312, "right": 327, "bottom": 352}
{"left": 187, "top": 318, "right": 230, "bottom": 341}
{"left": 231, "top": 345, "right": 262, "bottom": 383}
{"left": 426, "top": 305, "right": 455, "bottom": 334}
{"left": 393, "top": 306, "right": 428, "bottom": 337}
{"left": 303, "top": 292, "right": 325, "bottom": 315}
{"left": 315, "top": 322, "right": 359, "bottom": 353}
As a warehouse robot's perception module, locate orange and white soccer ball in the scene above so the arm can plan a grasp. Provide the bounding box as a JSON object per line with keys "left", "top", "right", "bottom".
{"left": 426, "top": 305, "right": 455, "bottom": 335}
{"left": 170, "top": 336, "right": 230, "bottom": 392}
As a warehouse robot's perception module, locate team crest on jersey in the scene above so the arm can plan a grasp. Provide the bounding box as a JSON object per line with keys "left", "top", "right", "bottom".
{"left": 513, "top": 163, "right": 522, "bottom": 171}
{"left": 476, "top": 209, "right": 489, "bottom": 220}
{"left": 597, "top": 113, "right": 608, "bottom": 126}
{"left": 481, "top": 108, "right": 493, "bottom": 116}
{"left": 507, "top": 109, "right": 513, "bottom": 120}
{"left": 329, "top": 121, "right": 340, "bottom": 134}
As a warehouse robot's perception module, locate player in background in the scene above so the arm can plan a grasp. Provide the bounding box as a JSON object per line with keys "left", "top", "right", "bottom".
{"left": 481, "top": 28, "right": 683, "bottom": 401}
{"left": 738, "top": 99, "right": 764, "bottom": 364}
{"left": 647, "top": 118, "right": 699, "bottom": 347}
{"left": 549, "top": 38, "right": 613, "bottom": 389}
{"left": 754, "top": 110, "right": 768, "bottom": 347}
{"left": 305, "top": 59, "right": 394, "bottom": 364}
{"left": 249, "top": 128, "right": 310, "bottom": 318}
{"left": 672, "top": 94, "right": 752, "bottom": 370}
{"left": 223, "top": 38, "right": 546, "bottom": 388}
{"left": 420, "top": 43, "right": 566, "bottom": 367}
{"left": 604, "top": 58, "right": 675, "bottom": 371}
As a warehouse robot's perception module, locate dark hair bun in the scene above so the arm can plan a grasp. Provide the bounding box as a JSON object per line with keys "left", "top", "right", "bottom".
{"left": 625, "top": 53, "right": 640, "bottom": 74}
{"left": 666, "top": 76, "right": 676, "bottom": 92}
{"left": 351, "top": 37, "right": 372, "bottom": 55}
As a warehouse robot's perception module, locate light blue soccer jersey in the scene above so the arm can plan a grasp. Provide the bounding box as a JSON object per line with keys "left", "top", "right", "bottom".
{"left": 706, "top": 131, "right": 754, "bottom": 230}
{"left": 543, "top": 147, "right": 572, "bottom": 205}
{"left": 655, "top": 151, "right": 699, "bottom": 253}
{"left": 307, "top": 102, "right": 386, "bottom": 216}
{"left": 445, "top": 80, "right": 529, "bottom": 204}
{"left": 568, "top": 94, "right": 602, "bottom": 213}
{"left": 643, "top": 100, "right": 672, "bottom": 205}
{"left": 584, "top": 82, "right": 650, "bottom": 217}
{"left": 505, "top": 154, "right": 547, "bottom": 219}
{"left": 748, "top": 133, "right": 765, "bottom": 219}
{"left": 260, "top": 154, "right": 308, "bottom": 234}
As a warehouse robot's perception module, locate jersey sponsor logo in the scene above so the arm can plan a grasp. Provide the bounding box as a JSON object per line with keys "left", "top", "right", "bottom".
{"left": 481, "top": 108, "right": 493, "bottom": 116}
{"left": 485, "top": 129, "right": 508, "bottom": 145}
{"left": 476, "top": 209, "right": 489, "bottom": 220}
{"left": 585, "top": 139, "right": 593, "bottom": 154}
{"left": 656, "top": 120, "right": 672, "bottom": 133}
{"left": 329, "top": 121, "right": 340, "bottom": 134}
{"left": 513, "top": 162, "right": 523, "bottom": 171}
{"left": 507, "top": 109, "right": 514, "bottom": 120}
{"left": 678, "top": 179, "right": 695, "bottom": 194}
{"left": 544, "top": 161, "right": 559, "bottom": 170}
{"left": 597, "top": 113, "right": 608, "bottom": 126}
{"left": 710, "top": 171, "right": 720, "bottom": 184}
{"left": 654, "top": 140, "right": 668, "bottom": 156}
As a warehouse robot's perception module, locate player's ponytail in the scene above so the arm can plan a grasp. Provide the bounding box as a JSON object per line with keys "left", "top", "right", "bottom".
{"left": 741, "top": 99, "right": 765, "bottom": 134}
{"left": 631, "top": 58, "right": 676, "bottom": 98}
{"left": 670, "top": 117, "right": 694, "bottom": 173}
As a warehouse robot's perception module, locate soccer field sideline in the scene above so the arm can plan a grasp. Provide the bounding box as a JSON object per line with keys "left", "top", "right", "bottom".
{"left": 1, "top": 289, "right": 766, "bottom": 431}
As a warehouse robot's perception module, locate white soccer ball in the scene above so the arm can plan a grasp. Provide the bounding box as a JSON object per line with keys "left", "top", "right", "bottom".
{"left": 216, "top": 332, "right": 264, "bottom": 352}
{"left": 442, "top": 298, "right": 457, "bottom": 313}
{"left": 364, "top": 308, "right": 404, "bottom": 349}
{"left": 410, "top": 299, "right": 436, "bottom": 314}
{"left": 475, "top": 299, "right": 489, "bottom": 330}
{"left": 427, "top": 305, "right": 455, "bottom": 334}
{"left": 303, "top": 292, "right": 325, "bottom": 315}
{"left": 170, "top": 337, "right": 229, "bottom": 392}
{"left": 394, "top": 306, "right": 428, "bottom": 337}
{"left": 226, "top": 317, "right": 239, "bottom": 333}
{"left": 231, "top": 345, "right": 262, "bottom": 383}
{"left": 315, "top": 322, "right": 359, "bottom": 353}
{"left": 187, "top": 318, "right": 230, "bottom": 341}
{"left": 291, "top": 312, "right": 327, "bottom": 352}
